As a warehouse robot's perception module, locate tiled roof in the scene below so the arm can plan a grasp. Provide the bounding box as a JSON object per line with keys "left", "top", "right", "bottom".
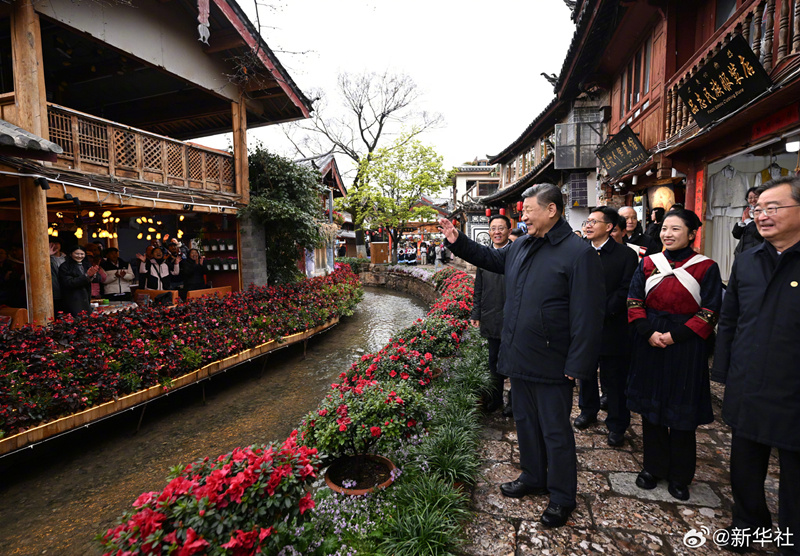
{"left": 0, "top": 119, "right": 63, "bottom": 154}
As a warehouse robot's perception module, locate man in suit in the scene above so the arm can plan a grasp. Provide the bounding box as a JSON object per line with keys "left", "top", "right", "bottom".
{"left": 439, "top": 183, "right": 604, "bottom": 528}
{"left": 620, "top": 206, "right": 660, "bottom": 259}
{"left": 574, "top": 207, "right": 638, "bottom": 447}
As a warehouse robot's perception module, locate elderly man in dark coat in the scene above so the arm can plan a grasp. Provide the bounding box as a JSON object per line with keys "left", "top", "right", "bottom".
{"left": 713, "top": 176, "right": 800, "bottom": 555}
{"left": 439, "top": 183, "right": 604, "bottom": 528}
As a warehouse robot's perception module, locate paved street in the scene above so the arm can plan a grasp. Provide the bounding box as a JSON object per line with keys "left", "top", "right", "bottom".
{"left": 463, "top": 383, "right": 782, "bottom": 555}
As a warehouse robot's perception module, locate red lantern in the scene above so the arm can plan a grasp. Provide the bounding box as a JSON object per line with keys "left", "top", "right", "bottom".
{"left": 485, "top": 208, "right": 491, "bottom": 217}
{"left": 499, "top": 208, "right": 506, "bottom": 216}
{"left": 517, "top": 201, "right": 523, "bottom": 212}
{"left": 378, "top": 227, "right": 383, "bottom": 233}
{"left": 452, "top": 219, "right": 458, "bottom": 226}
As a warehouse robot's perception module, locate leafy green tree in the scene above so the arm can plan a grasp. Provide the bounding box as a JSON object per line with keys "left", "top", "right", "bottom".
{"left": 287, "top": 71, "right": 443, "bottom": 255}
{"left": 345, "top": 137, "right": 446, "bottom": 261}
{"left": 239, "top": 144, "right": 324, "bottom": 284}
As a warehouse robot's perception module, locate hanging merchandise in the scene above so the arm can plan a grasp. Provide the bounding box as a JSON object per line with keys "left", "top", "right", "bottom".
{"left": 706, "top": 165, "right": 750, "bottom": 281}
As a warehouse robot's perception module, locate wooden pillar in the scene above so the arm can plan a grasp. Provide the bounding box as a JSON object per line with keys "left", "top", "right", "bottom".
{"left": 232, "top": 94, "right": 249, "bottom": 205}
{"left": 11, "top": 1, "right": 53, "bottom": 324}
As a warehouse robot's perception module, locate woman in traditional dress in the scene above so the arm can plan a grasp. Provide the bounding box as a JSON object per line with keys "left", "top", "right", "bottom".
{"left": 626, "top": 208, "right": 722, "bottom": 501}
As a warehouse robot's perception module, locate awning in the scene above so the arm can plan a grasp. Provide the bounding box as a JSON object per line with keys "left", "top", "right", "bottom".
{"left": 0, "top": 155, "right": 240, "bottom": 214}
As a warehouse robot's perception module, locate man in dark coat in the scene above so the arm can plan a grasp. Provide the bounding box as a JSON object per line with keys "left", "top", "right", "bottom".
{"left": 469, "top": 214, "right": 512, "bottom": 413}
{"left": 439, "top": 183, "right": 604, "bottom": 528}
{"left": 619, "top": 206, "right": 660, "bottom": 259}
{"left": 712, "top": 177, "right": 800, "bottom": 555}
{"left": 574, "top": 207, "right": 638, "bottom": 448}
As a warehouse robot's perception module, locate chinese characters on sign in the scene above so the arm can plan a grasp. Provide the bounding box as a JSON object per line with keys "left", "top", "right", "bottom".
{"left": 678, "top": 34, "right": 772, "bottom": 129}
{"left": 595, "top": 125, "right": 650, "bottom": 179}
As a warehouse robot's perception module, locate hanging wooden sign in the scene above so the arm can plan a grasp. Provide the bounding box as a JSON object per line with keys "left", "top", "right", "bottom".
{"left": 595, "top": 125, "right": 649, "bottom": 179}
{"left": 678, "top": 34, "right": 772, "bottom": 129}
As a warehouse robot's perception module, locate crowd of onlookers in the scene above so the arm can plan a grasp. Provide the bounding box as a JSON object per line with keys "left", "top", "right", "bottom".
{"left": 42, "top": 238, "right": 209, "bottom": 317}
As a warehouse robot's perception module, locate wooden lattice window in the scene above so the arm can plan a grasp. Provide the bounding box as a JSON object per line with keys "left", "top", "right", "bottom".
{"left": 188, "top": 148, "right": 203, "bottom": 182}
{"left": 143, "top": 136, "right": 163, "bottom": 171}
{"left": 206, "top": 153, "right": 220, "bottom": 183}
{"left": 114, "top": 129, "right": 137, "bottom": 169}
{"left": 166, "top": 142, "right": 184, "bottom": 178}
{"left": 78, "top": 119, "right": 108, "bottom": 165}
{"left": 48, "top": 110, "right": 73, "bottom": 158}
{"left": 221, "top": 158, "right": 234, "bottom": 191}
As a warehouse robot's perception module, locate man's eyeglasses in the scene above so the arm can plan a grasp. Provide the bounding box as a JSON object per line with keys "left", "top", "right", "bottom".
{"left": 583, "top": 219, "right": 608, "bottom": 227}
{"left": 752, "top": 205, "right": 800, "bottom": 217}
{"left": 489, "top": 227, "right": 508, "bottom": 232}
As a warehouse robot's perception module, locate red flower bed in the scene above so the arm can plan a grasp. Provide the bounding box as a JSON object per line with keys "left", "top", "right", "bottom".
{"left": 98, "top": 431, "right": 320, "bottom": 554}
{"left": 0, "top": 268, "right": 363, "bottom": 439}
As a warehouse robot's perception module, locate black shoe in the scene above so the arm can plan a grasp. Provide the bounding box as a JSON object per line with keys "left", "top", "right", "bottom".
{"left": 668, "top": 481, "right": 690, "bottom": 501}
{"left": 607, "top": 431, "right": 625, "bottom": 447}
{"left": 499, "top": 479, "right": 548, "bottom": 498}
{"left": 599, "top": 395, "right": 608, "bottom": 410}
{"left": 635, "top": 470, "right": 659, "bottom": 490}
{"left": 483, "top": 397, "right": 502, "bottom": 413}
{"left": 540, "top": 502, "right": 576, "bottom": 527}
{"left": 573, "top": 413, "right": 597, "bottom": 430}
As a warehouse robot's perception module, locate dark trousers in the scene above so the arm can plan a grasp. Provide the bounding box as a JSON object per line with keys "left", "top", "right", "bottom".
{"left": 578, "top": 353, "right": 631, "bottom": 434}
{"left": 642, "top": 417, "right": 696, "bottom": 485}
{"left": 511, "top": 377, "right": 576, "bottom": 507}
{"left": 731, "top": 434, "right": 800, "bottom": 554}
{"left": 577, "top": 365, "right": 605, "bottom": 417}
{"left": 486, "top": 338, "right": 504, "bottom": 406}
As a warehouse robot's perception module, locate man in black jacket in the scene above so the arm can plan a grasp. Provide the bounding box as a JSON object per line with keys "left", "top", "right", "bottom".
{"left": 574, "top": 207, "right": 638, "bottom": 448}
{"left": 619, "top": 206, "right": 660, "bottom": 259}
{"left": 439, "top": 183, "right": 604, "bottom": 528}
{"left": 469, "top": 214, "right": 512, "bottom": 413}
{"left": 713, "top": 177, "right": 800, "bottom": 554}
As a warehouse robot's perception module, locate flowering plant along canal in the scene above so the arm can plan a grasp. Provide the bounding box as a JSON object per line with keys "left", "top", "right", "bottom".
{"left": 0, "top": 286, "right": 429, "bottom": 555}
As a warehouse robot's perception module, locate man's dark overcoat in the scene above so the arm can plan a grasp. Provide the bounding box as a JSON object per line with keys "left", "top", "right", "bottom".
{"left": 712, "top": 240, "right": 800, "bottom": 451}
{"left": 469, "top": 249, "right": 508, "bottom": 340}
{"left": 448, "top": 218, "right": 605, "bottom": 383}
{"left": 597, "top": 239, "right": 638, "bottom": 355}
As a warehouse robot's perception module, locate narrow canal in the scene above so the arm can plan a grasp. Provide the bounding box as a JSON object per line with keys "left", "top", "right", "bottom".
{"left": 0, "top": 287, "right": 428, "bottom": 555}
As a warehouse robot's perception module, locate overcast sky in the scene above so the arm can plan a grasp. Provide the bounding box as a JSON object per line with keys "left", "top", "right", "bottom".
{"left": 201, "top": 0, "right": 577, "bottom": 176}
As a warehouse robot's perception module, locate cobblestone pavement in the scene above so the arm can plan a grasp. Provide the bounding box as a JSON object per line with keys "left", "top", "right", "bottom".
{"left": 462, "top": 382, "right": 783, "bottom": 555}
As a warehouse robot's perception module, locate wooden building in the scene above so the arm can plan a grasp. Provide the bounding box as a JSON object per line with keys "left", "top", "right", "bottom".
{"left": 0, "top": 0, "right": 312, "bottom": 323}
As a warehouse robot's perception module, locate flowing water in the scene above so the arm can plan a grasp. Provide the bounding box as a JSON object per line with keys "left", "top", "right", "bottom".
{"left": 0, "top": 287, "right": 428, "bottom": 555}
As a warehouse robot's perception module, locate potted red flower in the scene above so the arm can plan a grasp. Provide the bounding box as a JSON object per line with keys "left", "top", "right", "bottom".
{"left": 299, "top": 378, "right": 427, "bottom": 495}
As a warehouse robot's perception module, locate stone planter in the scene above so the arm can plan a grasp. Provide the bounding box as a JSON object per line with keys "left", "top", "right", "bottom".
{"left": 324, "top": 454, "right": 396, "bottom": 496}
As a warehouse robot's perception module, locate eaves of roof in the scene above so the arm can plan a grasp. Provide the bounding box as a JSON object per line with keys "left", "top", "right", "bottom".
{"left": 554, "top": 0, "right": 622, "bottom": 98}
{"left": 0, "top": 119, "right": 63, "bottom": 160}
{"left": 0, "top": 155, "right": 241, "bottom": 209}
{"left": 218, "top": 0, "right": 313, "bottom": 118}
{"left": 481, "top": 153, "right": 555, "bottom": 204}
{"left": 487, "top": 98, "right": 561, "bottom": 165}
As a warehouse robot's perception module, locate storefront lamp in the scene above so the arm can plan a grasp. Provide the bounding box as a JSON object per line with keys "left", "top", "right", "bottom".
{"left": 146, "top": 234, "right": 152, "bottom": 241}
{"left": 786, "top": 134, "right": 800, "bottom": 153}
{"left": 102, "top": 211, "right": 112, "bottom": 218}
{"left": 137, "top": 233, "right": 143, "bottom": 239}
{"left": 88, "top": 211, "right": 95, "bottom": 218}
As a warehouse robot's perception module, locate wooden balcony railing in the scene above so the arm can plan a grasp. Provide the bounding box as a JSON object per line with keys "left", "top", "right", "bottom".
{"left": 662, "top": 0, "right": 800, "bottom": 147}
{"left": 46, "top": 103, "right": 236, "bottom": 195}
